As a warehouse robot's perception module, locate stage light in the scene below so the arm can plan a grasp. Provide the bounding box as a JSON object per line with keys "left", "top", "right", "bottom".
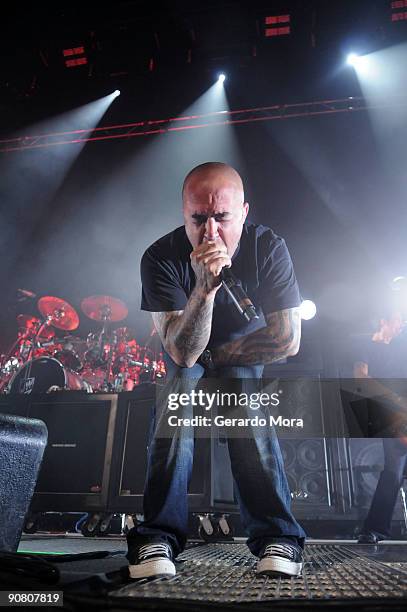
{"left": 392, "top": 276, "right": 407, "bottom": 290}
{"left": 300, "top": 300, "right": 317, "bottom": 321}
{"left": 346, "top": 52, "right": 373, "bottom": 76}
{"left": 113, "top": 90, "right": 121, "bottom": 97}
{"left": 63, "top": 45, "right": 87, "bottom": 68}
{"left": 264, "top": 14, "right": 291, "bottom": 37}
{"left": 218, "top": 74, "right": 226, "bottom": 83}
{"left": 347, "top": 53, "right": 359, "bottom": 66}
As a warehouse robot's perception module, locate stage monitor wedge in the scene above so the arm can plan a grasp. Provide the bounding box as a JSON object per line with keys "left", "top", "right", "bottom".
{"left": 0, "top": 412, "right": 48, "bottom": 552}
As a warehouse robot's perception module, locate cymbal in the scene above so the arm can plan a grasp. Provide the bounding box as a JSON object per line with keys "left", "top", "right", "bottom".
{"left": 38, "top": 296, "right": 79, "bottom": 331}
{"left": 17, "top": 314, "right": 56, "bottom": 340}
{"left": 81, "top": 295, "right": 128, "bottom": 322}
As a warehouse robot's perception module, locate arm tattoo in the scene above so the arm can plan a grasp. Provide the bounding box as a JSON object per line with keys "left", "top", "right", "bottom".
{"left": 152, "top": 287, "right": 215, "bottom": 367}
{"left": 213, "top": 307, "right": 301, "bottom": 366}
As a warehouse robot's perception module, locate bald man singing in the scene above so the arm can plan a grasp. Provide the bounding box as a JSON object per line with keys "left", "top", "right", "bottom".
{"left": 127, "top": 162, "right": 306, "bottom": 579}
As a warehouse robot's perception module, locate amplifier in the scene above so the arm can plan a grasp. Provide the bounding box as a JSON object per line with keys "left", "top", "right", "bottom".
{"left": 0, "top": 393, "right": 118, "bottom": 513}
{"left": 29, "top": 394, "right": 118, "bottom": 512}
{"left": 0, "top": 413, "right": 47, "bottom": 550}
{"left": 0, "top": 388, "right": 216, "bottom": 515}
{"left": 108, "top": 385, "right": 212, "bottom": 513}
{"left": 0, "top": 383, "right": 356, "bottom": 523}
{"left": 345, "top": 438, "right": 407, "bottom": 522}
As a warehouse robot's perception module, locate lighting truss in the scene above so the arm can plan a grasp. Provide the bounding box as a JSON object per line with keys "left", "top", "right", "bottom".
{"left": 1, "top": 95, "right": 407, "bottom": 153}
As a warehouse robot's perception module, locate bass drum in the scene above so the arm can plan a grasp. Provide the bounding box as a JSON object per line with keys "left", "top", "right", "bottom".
{"left": 8, "top": 357, "right": 92, "bottom": 394}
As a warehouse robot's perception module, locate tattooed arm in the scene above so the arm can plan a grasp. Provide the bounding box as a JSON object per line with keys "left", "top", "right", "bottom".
{"left": 151, "top": 240, "right": 231, "bottom": 367}
{"left": 211, "top": 307, "right": 301, "bottom": 367}
{"left": 151, "top": 288, "right": 215, "bottom": 368}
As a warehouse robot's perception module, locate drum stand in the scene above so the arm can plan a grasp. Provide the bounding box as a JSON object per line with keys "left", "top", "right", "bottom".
{"left": 95, "top": 306, "right": 115, "bottom": 392}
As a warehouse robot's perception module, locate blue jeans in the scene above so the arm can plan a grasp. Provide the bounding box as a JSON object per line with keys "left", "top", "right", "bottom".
{"left": 127, "top": 363, "right": 306, "bottom": 557}
{"left": 363, "top": 438, "right": 407, "bottom": 538}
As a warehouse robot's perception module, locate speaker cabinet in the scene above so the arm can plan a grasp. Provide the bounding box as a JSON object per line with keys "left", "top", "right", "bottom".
{"left": 0, "top": 380, "right": 366, "bottom": 523}
{"left": 0, "top": 413, "right": 47, "bottom": 551}
{"left": 29, "top": 395, "right": 118, "bottom": 512}
{"left": 270, "top": 377, "right": 335, "bottom": 519}
{"left": 0, "top": 394, "right": 118, "bottom": 513}
{"left": 345, "top": 438, "right": 406, "bottom": 522}
{"left": 108, "top": 386, "right": 212, "bottom": 512}
{"left": 347, "top": 439, "right": 383, "bottom": 512}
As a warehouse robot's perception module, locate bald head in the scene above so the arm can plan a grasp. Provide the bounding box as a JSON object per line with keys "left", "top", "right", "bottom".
{"left": 182, "top": 162, "right": 244, "bottom": 202}
{"left": 182, "top": 162, "right": 249, "bottom": 256}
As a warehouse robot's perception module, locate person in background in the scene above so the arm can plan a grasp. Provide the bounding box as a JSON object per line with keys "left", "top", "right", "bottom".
{"left": 354, "top": 307, "right": 407, "bottom": 544}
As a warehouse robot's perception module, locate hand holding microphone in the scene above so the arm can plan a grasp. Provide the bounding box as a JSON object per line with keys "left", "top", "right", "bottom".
{"left": 191, "top": 241, "right": 258, "bottom": 321}
{"left": 190, "top": 241, "right": 231, "bottom": 293}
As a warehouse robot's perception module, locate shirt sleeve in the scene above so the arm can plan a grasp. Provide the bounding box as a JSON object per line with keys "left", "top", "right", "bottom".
{"left": 257, "top": 235, "right": 301, "bottom": 315}
{"left": 140, "top": 247, "right": 188, "bottom": 312}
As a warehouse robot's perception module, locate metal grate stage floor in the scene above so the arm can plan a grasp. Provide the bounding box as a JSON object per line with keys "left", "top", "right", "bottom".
{"left": 17, "top": 536, "right": 407, "bottom": 607}
{"left": 113, "top": 541, "right": 407, "bottom": 603}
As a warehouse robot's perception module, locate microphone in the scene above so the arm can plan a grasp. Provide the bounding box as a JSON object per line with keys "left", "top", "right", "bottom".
{"left": 220, "top": 268, "right": 259, "bottom": 322}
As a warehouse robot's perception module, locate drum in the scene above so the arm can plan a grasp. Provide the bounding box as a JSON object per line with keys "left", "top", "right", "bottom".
{"left": 53, "top": 335, "right": 87, "bottom": 371}
{"left": 7, "top": 357, "right": 92, "bottom": 394}
{"left": 80, "top": 366, "right": 107, "bottom": 392}
{"left": 84, "top": 333, "right": 111, "bottom": 367}
{"left": 114, "top": 327, "right": 139, "bottom": 356}
{"left": 52, "top": 349, "right": 82, "bottom": 370}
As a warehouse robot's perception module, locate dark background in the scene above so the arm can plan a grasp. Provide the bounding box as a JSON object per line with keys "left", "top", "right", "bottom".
{"left": 1, "top": 0, "right": 406, "bottom": 370}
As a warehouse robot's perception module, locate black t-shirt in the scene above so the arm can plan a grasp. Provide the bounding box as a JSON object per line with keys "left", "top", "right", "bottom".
{"left": 141, "top": 223, "right": 300, "bottom": 351}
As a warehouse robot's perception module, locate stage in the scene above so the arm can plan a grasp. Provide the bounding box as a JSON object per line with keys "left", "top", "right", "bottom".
{"left": 4, "top": 535, "right": 406, "bottom": 610}
{"left": 1, "top": 2, "right": 407, "bottom": 610}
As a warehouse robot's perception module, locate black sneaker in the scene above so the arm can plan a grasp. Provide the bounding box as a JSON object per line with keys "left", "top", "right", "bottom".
{"left": 128, "top": 542, "right": 176, "bottom": 579}
{"left": 357, "top": 531, "right": 379, "bottom": 544}
{"left": 256, "top": 543, "right": 303, "bottom": 577}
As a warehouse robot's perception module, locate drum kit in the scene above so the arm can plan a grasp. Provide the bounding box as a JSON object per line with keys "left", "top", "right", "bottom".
{"left": 0, "top": 295, "right": 166, "bottom": 394}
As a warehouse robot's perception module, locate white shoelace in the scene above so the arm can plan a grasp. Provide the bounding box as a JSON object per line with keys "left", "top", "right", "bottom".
{"left": 263, "top": 544, "right": 296, "bottom": 559}
{"left": 138, "top": 543, "right": 170, "bottom": 562}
